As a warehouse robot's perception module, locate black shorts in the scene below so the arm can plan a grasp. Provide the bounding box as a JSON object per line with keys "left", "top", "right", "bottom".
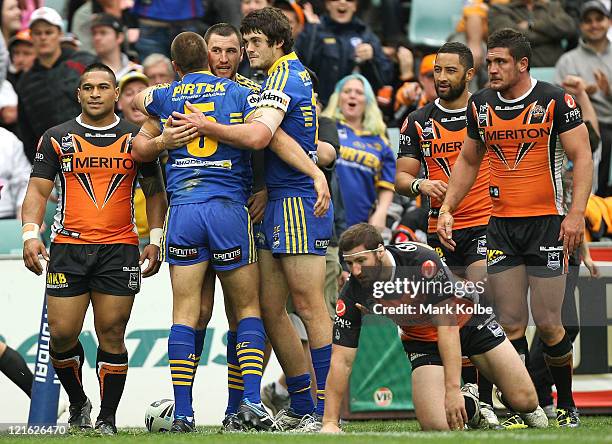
{"left": 427, "top": 225, "right": 487, "bottom": 270}
{"left": 404, "top": 314, "right": 506, "bottom": 370}
{"left": 486, "top": 215, "right": 567, "bottom": 277}
{"left": 47, "top": 243, "right": 141, "bottom": 297}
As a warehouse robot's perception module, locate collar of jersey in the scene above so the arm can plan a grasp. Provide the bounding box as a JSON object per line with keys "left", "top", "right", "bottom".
{"left": 183, "top": 70, "right": 214, "bottom": 79}
{"left": 339, "top": 119, "right": 373, "bottom": 137}
{"left": 496, "top": 77, "right": 537, "bottom": 104}
{"left": 434, "top": 98, "right": 467, "bottom": 113}
{"left": 267, "top": 52, "right": 298, "bottom": 76}
{"left": 76, "top": 114, "right": 120, "bottom": 130}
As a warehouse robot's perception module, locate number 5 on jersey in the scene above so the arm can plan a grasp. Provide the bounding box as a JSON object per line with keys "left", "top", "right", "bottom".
{"left": 185, "top": 102, "right": 218, "bottom": 157}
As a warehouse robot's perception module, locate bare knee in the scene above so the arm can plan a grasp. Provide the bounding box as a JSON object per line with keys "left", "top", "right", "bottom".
{"left": 418, "top": 416, "right": 449, "bottom": 431}
{"left": 49, "top": 321, "right": 80, "bottom": 351}
{"left": 507, "top": 386, "right": 538, "bottom": 413}
{"left": 536, "top": 325, "right": 565, "bottom": 346}
{"left": 502, "top": 324, "right": 527, "bottom": 340}
{"left": 196, "top": 305, "right": 213, "bottom": 330}
{"left": 96, "top": 318, "right": 129, "bottom": 352}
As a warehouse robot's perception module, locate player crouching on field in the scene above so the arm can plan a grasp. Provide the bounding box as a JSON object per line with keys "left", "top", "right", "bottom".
{"left": 320, "top": 223, "right": 548, "bottom": 432}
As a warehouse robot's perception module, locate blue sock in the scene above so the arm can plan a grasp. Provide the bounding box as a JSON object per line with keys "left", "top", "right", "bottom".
{"left": 225, "top": 331, "right": 243, "bottom": 415}
{"left": 311, "top": 344, "right": 331, "bottom": 416}
{"left": 168, "top": 324, "right": 195, "bottom": 420}
{"left": 189, "top": 329, "right": 206, "bottom": 405}
{"left": 236, "top": 317, "right": 266, "bottom": 404}
{"left": 286, "top": 373, "right": 314, "bottom": 416}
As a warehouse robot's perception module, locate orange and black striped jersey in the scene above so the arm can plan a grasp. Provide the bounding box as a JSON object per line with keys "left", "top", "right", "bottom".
{"left": 399, "top": 99, "right": 491, "bottom": 233}
{"left": 31, "top": 116, "right": 160, "bottom": 245}
{"left": 466, "top": 79, "right": 584, "bottom": 218}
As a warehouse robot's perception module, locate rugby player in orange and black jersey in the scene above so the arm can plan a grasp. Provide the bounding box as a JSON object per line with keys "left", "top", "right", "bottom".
{"left": 397, "top": 43, "right": 491, "bottom": 275}
{"left": 439, "top": 30, "right": 593, "bottom": 428}
{"left": 320, "top": 223, "right": 544, "bottom": 434}
{"left": 21, "top": 63, "right": 167, "bottom": 435}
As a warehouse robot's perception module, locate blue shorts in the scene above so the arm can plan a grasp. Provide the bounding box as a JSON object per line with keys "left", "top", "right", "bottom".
{"left": 162, "top": 200, "right": 257, "bottom": 270}
{"left": 258, "top": 197, "right": 333, "bottom": 256}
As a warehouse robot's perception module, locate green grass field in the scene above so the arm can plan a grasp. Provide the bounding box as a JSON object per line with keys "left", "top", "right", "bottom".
{"left": 1, "top": 417, "right": 611, "bottom": 444}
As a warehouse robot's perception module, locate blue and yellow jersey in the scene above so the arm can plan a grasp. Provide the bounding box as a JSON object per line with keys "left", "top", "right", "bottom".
{"left": 335, "top": 121, "right": 396, "bottom": 226}
{"left": 144, "top": 71, "right": 259, "bottom": 206}
{"left": 235, "top": 73, "right": 262, "bottom": 93}
{"left": 258, "top": 52, "right": 318, "bottom": 200}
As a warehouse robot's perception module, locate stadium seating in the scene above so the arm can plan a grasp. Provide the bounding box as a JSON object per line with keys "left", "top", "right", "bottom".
{"left": 408, "top": 0, "right": 464, "bottom": 48}
{"left": 530, "top": 67, "right": 556, "bottom": 84}
{"left": 0, "top": 219, "right": 23, "bottom": 255}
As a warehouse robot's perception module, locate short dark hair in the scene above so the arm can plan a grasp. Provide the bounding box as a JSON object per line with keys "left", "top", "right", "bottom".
{"left": 437, "top": 41, "right": 474, "bottom": 71}
{"left": 339, "top": 223, "right": 383, "bottom": 254}
{"left": 487, "top": 28, "right": 532, "bottom": 68}
{"left": 205, "top": 22, "right": 243, "bottom": 47}
{"left": 79, "top": 63, "right": 117, "bottom": 87}
{"left": 240, "top": 7, "right": 294, "bottom": 54}
{"left": 171, "top": 32, "right": 208, "bottom": 74}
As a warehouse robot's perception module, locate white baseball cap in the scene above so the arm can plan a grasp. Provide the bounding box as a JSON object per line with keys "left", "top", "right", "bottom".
{"left": 29, "top": 7, "right": 64, "bottom": 30}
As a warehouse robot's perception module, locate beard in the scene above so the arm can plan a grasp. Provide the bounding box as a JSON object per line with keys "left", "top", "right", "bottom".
{"left": 355, "top": 258, "right": 384, "bottom": 289}
{"left": 436, "top": 79, "right": 466, "bottom": 101}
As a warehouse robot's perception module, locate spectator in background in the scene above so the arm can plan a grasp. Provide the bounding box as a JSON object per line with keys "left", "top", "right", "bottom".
{"left": 131, "top": 0, "right": 206, "bottom": 60}
{"left": 116, "top": 71, "right": 153, "bottom": 247}
{"left": 7, "top": 30, "right": 34, "bottom": 88}
{"left": 17, "top": 7, "right": 96, "bottom": 163}
{"left": 322, "top": 73, "right": 395, "bottom": 231}
{"left": 91, "top": 13, "right": 141, "bottom": 78}
{"left": 72, "top": 0, "right": 125, "bottom": 54}
{"left": 488, "top": 0, "right": 576, "bottom": 67}
{"left": 0, "top": 72, "right": 17, "bottom": 129}
{"left": 393, "top": 53, "right": 437, "bottom": 123}
{"left": 2, "top": 0, "right": 22, "bottom": 44}
{"left": 142, "top": 53, "right": 174, "bottom": 84}
{"left": 555, "top": 0, "right": 612, "bottom": 196}
{"left": 241, "top": 0, "right": 271, "bottom": 16}
{"left": 0, "top": 126, "right": 30, "bottom": 218}
{"left": 378, "top": 39, "right": 414, "bottom": 126}
{"left": 18, "top": 0, "right": 41, "bottom": 30}
{"left": 276, "top": 0, "right": 305, "bottom": 41}
{"left": 295, "top": 0, "right": 393, "bottom": 105}
{"left": 204, "top": 0, "right": 242, "bottom": 28}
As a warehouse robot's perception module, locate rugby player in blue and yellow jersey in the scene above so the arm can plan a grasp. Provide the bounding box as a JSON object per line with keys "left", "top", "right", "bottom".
{"left": 172, "top": 8, "right": 334, "bottom": 431}
{"left": 130, "top": 32, "right": 314, "bottom": 432}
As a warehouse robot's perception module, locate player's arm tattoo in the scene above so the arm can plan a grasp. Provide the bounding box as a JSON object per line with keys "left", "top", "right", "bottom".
{"left": 139, "top": 166, "right": 165, "bottom": 197}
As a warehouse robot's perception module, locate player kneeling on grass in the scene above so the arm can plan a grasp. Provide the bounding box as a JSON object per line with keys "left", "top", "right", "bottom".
{"left": 321, "top": 223, "right": 548, "bottom": 433}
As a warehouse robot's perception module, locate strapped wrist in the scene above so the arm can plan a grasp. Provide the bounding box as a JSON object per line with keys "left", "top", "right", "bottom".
{"left": 22, "top": 223, "right": 40, "bottom": 242}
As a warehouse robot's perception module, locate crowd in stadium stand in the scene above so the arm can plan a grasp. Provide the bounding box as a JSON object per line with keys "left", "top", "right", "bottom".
{"left": 0, "top": 0, "right": 611, "bottom": 241}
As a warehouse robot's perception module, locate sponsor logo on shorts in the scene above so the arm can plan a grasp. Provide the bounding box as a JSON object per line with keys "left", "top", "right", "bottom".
{"left": 168, "top": 245, "right": 198, "bottom": 260}
{"left": 334, "top": 317, "right": 352, "bottom": 329}
{"left": 539, "top": 246, "right": 563, "bottom": 271}
{"left": 336, "top": 299, "right": 346, "bottom": 317}
{"left": 547, "top": 251, "right": 561, "bottom": 270}
{"left": 35, "top": 152, "right": 44, "bottom": 162}
{"left": 486, "top": 320, "right": 505, "bottom": 338}
{"left": 273, "top": 225, "right": 281, "bottom": 249}
{"left": 477, "top": 237, "right": 487, "bottom": 256}
{"left": 212, "top": 246, "right": 242, "bottom": 266}
{"left": 315, "top": 239, "right": 330, "bottom": 249}
{"left": 46, "top": 272, "right": 68, "bottom": 289}
{"left": 334, "top": 329, "right": 341, "bottom": 340}
{"left": 374, "top": 387, "right": 393, "bottom": 407}
{"left": 487, "top": 249, "right": 506, "bottom": 266}
{"left": 408, "top": 352, "right": 428, "bottom": 362}
{"left": 128, "top": 272, "right": 139, "bottom": 291}
{"left": 489, "top": 186, "right": 500, "bottom": 198}
{"left": 435, "top": 247, "right": 445, "bottom": 258}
